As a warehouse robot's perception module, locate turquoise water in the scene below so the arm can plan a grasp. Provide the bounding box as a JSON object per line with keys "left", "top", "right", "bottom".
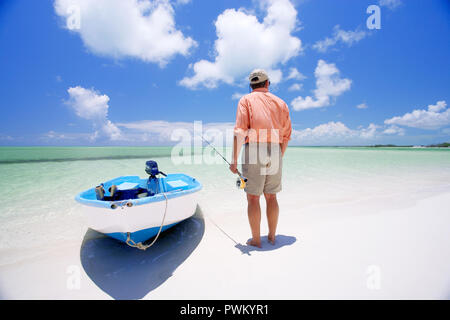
{"left": 0, "top": 146, "right": 449, "bottom": 262}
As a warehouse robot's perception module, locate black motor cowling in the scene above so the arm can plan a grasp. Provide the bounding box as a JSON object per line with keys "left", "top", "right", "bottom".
{"left": 145, "top": 160, "right": 166, "bottom": 178}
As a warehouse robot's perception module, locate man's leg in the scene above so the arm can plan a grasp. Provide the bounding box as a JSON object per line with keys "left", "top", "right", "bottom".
{"left": 264, "top": 193, "right": 279, "bottom": 245}
{"left": 247, "top": 193, "right": 262, "bottom": 248}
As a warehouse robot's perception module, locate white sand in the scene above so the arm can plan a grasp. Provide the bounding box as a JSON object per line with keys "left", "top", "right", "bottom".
{"left": 1, "top": 187, "right": 449, "bottom": 300}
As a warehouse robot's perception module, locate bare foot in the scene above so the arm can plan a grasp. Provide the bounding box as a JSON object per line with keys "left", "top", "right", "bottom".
{"left": 246, "top": 238, "right": 261, "bottom": 248}
{"left": 268, "top": 235, "right": 276, "bottom": 245}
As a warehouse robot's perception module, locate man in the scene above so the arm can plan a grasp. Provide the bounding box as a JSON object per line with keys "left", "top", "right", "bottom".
{"left": 230, "top": 69, "right": 292, "bottom": 248}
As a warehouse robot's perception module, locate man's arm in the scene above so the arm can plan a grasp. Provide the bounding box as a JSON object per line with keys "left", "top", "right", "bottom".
{"left": 280, "top": 104, "right": 292, "bottom": 157}
{"left": 230, "top": 134, "right": 245, "bottom": 174}
{"left": 230, "top": 98, "right": 249, "bottom": 174}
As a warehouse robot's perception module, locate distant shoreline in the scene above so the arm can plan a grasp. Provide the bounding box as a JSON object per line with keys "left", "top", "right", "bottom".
{"left": 369, "top": 143, "right": 450, "bottom": 148}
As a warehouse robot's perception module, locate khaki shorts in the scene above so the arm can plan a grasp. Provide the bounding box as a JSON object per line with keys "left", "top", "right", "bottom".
{"left": 241, "top": 143, "right": 283, "bottom": 196}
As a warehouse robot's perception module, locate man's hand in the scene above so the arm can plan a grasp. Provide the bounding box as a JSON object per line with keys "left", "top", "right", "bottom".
{"left": 229, "top": 163, "right": 238, "bottom": 174}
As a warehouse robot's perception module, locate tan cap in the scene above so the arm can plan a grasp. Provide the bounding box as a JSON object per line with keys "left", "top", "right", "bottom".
{"left": 249, "top": 69, "right": 269, "bottom": 84}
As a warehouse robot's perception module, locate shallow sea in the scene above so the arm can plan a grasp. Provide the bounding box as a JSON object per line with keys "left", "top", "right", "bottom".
{"left": 0, "top": 146, "right": 449, "bottom": 264}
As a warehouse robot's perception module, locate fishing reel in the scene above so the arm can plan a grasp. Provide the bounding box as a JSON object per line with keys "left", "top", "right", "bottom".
{"left": 199, "top": 135, "right": 248, "bottom": 190}
{"left": 236, "top": 175, "right": 248, "bottom": 189}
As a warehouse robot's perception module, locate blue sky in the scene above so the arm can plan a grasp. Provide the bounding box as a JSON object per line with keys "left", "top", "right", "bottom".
{"left": 0, "top": 0, "right": 449, "bottom": 146}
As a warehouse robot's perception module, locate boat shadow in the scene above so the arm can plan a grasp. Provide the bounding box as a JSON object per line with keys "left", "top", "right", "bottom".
{"left": 80, "top": 205, "right": 205, "bottom": 300}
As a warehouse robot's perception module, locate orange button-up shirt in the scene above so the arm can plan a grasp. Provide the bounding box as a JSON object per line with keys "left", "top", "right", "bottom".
{"left": 234, "top": 88, "right": 292, "bottom": 144}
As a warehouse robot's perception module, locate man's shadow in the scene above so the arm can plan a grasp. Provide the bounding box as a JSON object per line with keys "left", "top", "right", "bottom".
{"left": 235, "top": 235, "right": 297, "bottom": 255}
{"left": 80, "top": 206, "right": 205, "bottom": 300}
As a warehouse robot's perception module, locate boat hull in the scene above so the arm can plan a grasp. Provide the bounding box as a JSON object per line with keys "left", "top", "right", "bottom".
{"left": 106, "top": 222, "right": 180, "bottom": 243}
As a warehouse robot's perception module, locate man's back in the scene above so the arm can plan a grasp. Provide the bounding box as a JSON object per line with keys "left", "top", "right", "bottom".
{"left": 236, "top": 87, "right": 292, "bottom": 144}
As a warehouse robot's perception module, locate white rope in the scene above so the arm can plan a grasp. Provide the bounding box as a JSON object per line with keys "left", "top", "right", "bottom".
{"left": 125, "top": 192, "right": 169, "bottom": 250}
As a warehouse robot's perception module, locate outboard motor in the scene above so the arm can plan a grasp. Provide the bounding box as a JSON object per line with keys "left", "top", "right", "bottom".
{"left": 145, "top": 160, "right": 166, "bottom": 196}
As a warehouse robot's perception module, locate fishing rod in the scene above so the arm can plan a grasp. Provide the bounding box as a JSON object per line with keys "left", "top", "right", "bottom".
{"left": 200, "top": 135, "right": 248, "bottom": 189}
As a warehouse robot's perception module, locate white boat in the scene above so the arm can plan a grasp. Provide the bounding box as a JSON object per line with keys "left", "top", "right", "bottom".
{"left": 75, "top": 161, "right": 202, "bottom": 249}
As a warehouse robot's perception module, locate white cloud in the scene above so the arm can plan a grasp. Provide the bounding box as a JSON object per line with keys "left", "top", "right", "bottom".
{"left": 288, "top": 83, "right": 303, "bottom": 91}
{"left": 313, "top": 25, "right": 367, "bottom": 53}
{"left": 359, "top": 123, "right": 380, "bottom": 139}
{"left": 179, "top": 0, "right": 302, "bottom": 89}
{"left": 54, "top": 0, "right": 196, "bottom": 67}
{"left": 117, "top": 120, "right": 234, "bottom": 133}
{"left": 266, "top": 69, "right": 283, "bottom": 85}
{"left": 116, "top": 120, "right": 235, "bottom": 144}
{"left": 291, "top": 121, "right": 405, "bottom": 145}
{"left": 41, "top": 117, "right": 410, "bottom": 146}
{"left": 384, "top": 101, "right": 450, "bottom": 130}
{"left": 292, "top": 122, "right": 374, "bottom": 145}
{"left": 67, "top": 86, "right": 109, "bottom": 120}
{"left": 174, "top": 0, "right": 191, "bottom": 5}
{"left": 43, "top": 131, "right": 74, "bottom": 141}
{"left": 383, "top": 125, "right": 405, "bottom": 136}
{"left": 286, "top": 67, "right": 306, "bottom": 81}
{"left": 356, "top": 103, "right": 368, "bottom": 109}
{"left": 291, "top": 60, "right": 352, "bottom": 111}
{"left": 294, "top": 121, "right": 353, "bottom": 141}
{"left": 427, "top": 100, "right": 447, "bottom": 113}
{"left": 117, "top": 120, "right": 192, "bottom": 142}
{"left": 378, "top": 0, "right": 402, "bottom": 10}
{"left": 116, "top": 120, "right": 395, "bottom": 146}
{"left": 66, "top": 86, "right": 123, "bottom": 141}
{"left": 102, "top": 120, "right": 122, "bottom": 141}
